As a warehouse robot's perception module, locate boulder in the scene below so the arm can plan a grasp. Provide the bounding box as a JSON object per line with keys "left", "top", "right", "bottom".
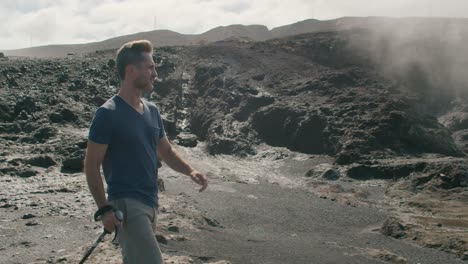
{"left": 381, "top": 216, "right": 407, "bottom": 239}
{"left": 252, "top": 105, "right": 327, "bottom": 154}
{"left": 57, "top": 73, "right": 69, "bottom": 83}
{"left": 26, "top": 155, "right": 57, "bottom": 168}
{"left": 16, "top": 168, "right": 38, "bottom": 178}
{"left": 421, "top": 162, "right": 468, "bottom": 190}
{"left": 33, "top": 126, "right": 57, "bottom": 143}
{"left": 234, "top": 93, "right": 275, "bottom": 121}
{"left": 0, "top": 100, "right": 13, "bottom": 122}
{"left": 61, "top": 154, "right": 84, "bottom": 172}
{"left": 49, "top": 109, "right": 78, "bottom": 123}
{"left": 60, "top": 145, "right": 86, "bottom": 172}
{"left": 69, "top": 79, "right": 87, "bottom": 91}
{"left": 49, "top": 113, "right": 63, "bottom": 123}
{"left": 305, "top": 163, "right": 340, "bottom": 180}
{"left": 335, "top": 150, "right": 362, "bottom": 165}
{"left": 175, "top": 133, "right": 198, "bottom": 147}
{"left": 14, "top": 97, "right": 38, "bottom": 116}
{"left": 107, "top": 59, "right": 116, "bottom": 68}
{"left": 0, "top": 123, "right": 21, "bottom": 133}
{"left": 207, "top": 135, "right": 256, "bottom": 156}
{"left": 61, "top": 109, "right": 78, "bottom": 122}
{"left": 346, "top": 162, "right": 426, "bottom": 180}
{"left": 376, "top": 110, "right": 464, "bottom": 157}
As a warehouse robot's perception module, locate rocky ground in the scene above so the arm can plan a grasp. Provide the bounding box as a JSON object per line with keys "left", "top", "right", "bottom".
{"left": 0, "top": 29, "right": 467, "bottom": 263}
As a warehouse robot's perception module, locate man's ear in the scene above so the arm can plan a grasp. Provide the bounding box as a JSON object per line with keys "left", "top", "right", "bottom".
{"left": 125, "top": 64, "right": 136, "bottom": 79}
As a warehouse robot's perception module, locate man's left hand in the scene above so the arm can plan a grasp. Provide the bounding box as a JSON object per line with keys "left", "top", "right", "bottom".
{"left": 190, "top": 170, "right": 208, "bottom": 192}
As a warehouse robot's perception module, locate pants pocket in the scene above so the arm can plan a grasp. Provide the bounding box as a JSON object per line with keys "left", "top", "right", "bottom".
{"left": 109, "top": 199, "right": 128, "bottom": 224}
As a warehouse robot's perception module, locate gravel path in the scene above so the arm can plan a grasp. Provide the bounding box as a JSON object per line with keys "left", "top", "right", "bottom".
{"left": 161, "top": 172, "right": 466, "bottom": 264}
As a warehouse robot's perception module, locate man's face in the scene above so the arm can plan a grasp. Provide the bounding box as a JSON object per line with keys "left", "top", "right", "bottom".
{"left": 133, "top": 52, "right": 157, "bottom": 93}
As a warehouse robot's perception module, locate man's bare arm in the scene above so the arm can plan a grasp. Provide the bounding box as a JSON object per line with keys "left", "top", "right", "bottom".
{"left": 84, "top": 140, "right": 109, "bottom": 208}
{"left": 84, "top": 140, "right": 121, "bottom": 233}
{"left": 157, "top": 136, "right": 208, "bottom": 192}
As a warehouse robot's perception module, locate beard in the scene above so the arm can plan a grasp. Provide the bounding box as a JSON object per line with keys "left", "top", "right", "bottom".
{"left": 134, "top": 75, "right": 153, "bottom": 93}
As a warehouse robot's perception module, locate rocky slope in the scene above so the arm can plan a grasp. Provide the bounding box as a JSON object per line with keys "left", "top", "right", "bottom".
{"left": 1, "top": 27, "right": 468, "bottom": 262}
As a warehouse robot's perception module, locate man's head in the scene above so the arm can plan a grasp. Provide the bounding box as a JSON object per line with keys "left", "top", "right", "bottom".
{"left": 116, "top": 40, "right": 157, "bottom": 92}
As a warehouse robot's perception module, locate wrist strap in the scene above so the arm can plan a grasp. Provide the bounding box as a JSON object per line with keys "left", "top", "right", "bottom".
{"left": 94, "top": 205, "right": 115, "bottom": 221}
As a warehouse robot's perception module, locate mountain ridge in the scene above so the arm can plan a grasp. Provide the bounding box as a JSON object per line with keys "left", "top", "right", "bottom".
{"left": 4, "top": 16, "right": 468, "bottom": 57}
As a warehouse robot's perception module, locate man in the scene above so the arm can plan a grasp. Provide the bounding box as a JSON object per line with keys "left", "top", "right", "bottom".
{"left": 84, "top": 40, "right": 208, "bottom": 264}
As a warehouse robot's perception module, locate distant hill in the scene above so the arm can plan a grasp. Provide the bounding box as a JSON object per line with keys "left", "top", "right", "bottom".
{"left": 4, "top": 17, "right": 468, "bottom": 57}
{"left": 193, "top": 24, "right": 271, "bottom": 44}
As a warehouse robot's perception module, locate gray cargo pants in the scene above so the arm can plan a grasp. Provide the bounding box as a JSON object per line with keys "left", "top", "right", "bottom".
{"left": 109, "top": 198, "right": 163, "bottom": 264}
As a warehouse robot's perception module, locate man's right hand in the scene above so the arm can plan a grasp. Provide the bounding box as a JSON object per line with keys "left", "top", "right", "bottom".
{"left": 101, "top": 211, "right": 122, "bottom": 233}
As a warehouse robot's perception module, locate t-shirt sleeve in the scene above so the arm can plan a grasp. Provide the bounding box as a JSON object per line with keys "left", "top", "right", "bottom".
{"left": 156, "top": 108, "right": 166, "bottom": 140}
{"left": 88, "top": 107, "right": 112, "bottom": 144}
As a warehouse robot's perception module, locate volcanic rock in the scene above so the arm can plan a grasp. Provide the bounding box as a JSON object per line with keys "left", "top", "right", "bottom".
{"left": 422, "top": 163, "right": 468, "bottom": 190}
{"left": 33, "top": 126, "right": 57, "bottom": 143}
{"left": 22, "top": 214, "right": 36, "bottom": 220}
{"left": 57, "top": 73, "right": 69, "bottom": 83}
{"left": 439, "top": 111, "right": 468, "bottom": 131}
{"left": 26, "top": 155, "right": 57, "bottom": 168}
{"left": 175, "top": 133, "right": 198, "bottom": 147}
{"left": 61, "top": 109, "right": 78, "bottom": 123}
{"left": 346, "top": 162, "right": 427, "bottom": 180}
{"left": 0, "top": 122, "right": 21, "bottom": 133}
{"left": 0, "top": 101, "right": 13, "bottom": 122}
{"left": 14, "top": 96, "right": 38, "bottom": 116}
{"left": 156, "top": 234, "right": 168, "bottom": 244}
{"left": 305, "top": 163, "right": 340, "bottom": 180}
{"left": 16, "top": 168, "right": 38, "bottom": 178}
{"left": 233, "top": 93, "right": 275, "bottom": 121}
{"left": 381, "top": 216, "right": 407, "bottom": 239}
{"left": 25, "top": 220, "right": 40, "bottom": 226}
{"left": 61, "top": 151, "right": 85, "bottom": 172}
{"left": 207, "top": 135, "right": 256, "bottom": 156}
{"left": 69, "top": 79, "right": 87, "bottom": 91}
{"left": 168, "top": 225, "right": 180, "bottom": 233}
{"left": 107, "top": 59, "right": 116, "bottom": 68}
{"left": 252, "top": 105, "right": 327, "bottom": 154}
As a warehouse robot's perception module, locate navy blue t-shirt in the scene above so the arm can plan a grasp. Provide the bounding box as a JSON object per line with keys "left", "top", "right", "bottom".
{"left": 88, "top": 95, "right": 166, "bottom": 208}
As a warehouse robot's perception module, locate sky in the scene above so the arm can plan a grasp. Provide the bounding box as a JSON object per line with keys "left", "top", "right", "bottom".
{"left": 1, "top": 0, "right": 467, "bottom": 50}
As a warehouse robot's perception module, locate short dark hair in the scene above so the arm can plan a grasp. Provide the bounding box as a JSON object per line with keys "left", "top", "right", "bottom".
{"left": 116, "top": 40, "right": 153, "bottom": 80}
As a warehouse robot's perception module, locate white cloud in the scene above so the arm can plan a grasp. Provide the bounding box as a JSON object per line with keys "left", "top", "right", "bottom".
{"left": 0, "top": 0, "right": 467, "bottom": 50}
{"left": 220, "top": 0, "right": 252, "bottom": 14}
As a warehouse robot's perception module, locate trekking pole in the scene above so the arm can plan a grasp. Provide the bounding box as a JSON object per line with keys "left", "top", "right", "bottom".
{"left": 79, "top": 229, "right": 109, "bottom": 264}
{"left": 79, "top": 210, "right": 124, "bottom": 264}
